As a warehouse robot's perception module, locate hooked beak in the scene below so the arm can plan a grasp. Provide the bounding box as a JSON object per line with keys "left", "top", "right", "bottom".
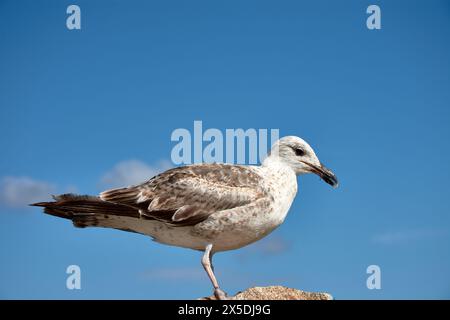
{"left": 301, "top": 161, "right": 339, "bottom": 188}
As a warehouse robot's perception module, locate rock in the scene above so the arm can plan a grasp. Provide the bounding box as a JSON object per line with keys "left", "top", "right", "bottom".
{"left": 200, "top": 285, "right": 333, "bottom": 300}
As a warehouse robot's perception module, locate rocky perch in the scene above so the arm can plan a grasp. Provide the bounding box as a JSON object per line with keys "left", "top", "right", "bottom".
{"left": 200, "top": 286, "right": 333, "bottom": 300}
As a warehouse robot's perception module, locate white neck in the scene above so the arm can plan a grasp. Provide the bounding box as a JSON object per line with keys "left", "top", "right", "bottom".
{"left": 262, "top": 155, "right": 297, "bottom": 175}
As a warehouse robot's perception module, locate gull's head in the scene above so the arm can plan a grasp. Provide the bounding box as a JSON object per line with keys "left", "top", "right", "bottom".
{"left": 265, "top": 136, "right": 338, "bottom": 188}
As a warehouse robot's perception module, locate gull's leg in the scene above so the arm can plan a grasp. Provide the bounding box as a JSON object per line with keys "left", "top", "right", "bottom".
{"left": 202, "top": 244, "right": 227, "bottom": 300}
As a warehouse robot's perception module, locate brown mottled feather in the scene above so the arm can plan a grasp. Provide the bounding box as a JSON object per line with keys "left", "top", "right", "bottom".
{"left": 31, "top": 164, "right": 267, "bottom": 232}
{"left": 100, "top": 163, "right": 266, "bottom": 226}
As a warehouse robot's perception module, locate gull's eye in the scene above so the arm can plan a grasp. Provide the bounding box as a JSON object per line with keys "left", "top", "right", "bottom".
{"left": 295, "top": 148, "right": 305, "bottom": 157}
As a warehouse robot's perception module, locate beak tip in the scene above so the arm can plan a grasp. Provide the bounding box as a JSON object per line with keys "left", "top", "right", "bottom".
{"left": 323, "top": 173, "right": 338, "bottom": 189}
{"left": 304, "top": 161, "right": 338, "bottom": 189}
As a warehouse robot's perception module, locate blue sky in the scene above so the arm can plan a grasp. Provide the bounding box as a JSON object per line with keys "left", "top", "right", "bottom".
{"left": 1, "top": 0, "right": 450, "bottom": 299}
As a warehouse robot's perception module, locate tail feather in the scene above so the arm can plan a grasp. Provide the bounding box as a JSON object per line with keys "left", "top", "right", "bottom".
{"left": 31, "top": 193, "right": 140, "bottom": 227}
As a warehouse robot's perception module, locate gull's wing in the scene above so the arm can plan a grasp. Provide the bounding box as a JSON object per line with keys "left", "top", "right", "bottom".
{"left": 100, "top": 163, "right": 266, "bottom": 226}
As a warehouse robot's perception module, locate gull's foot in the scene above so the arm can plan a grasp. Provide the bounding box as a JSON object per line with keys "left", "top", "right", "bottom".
{"left": 214, "top": 288, "right": 228, "bottom": 300}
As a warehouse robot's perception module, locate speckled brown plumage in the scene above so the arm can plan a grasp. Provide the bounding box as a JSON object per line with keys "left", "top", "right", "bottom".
{"left": 100, "top": 163, "right": 266, "bottom": 227}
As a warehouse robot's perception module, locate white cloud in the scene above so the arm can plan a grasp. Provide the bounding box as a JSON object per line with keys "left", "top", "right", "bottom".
{"left": 0, "top": 160, "right": 172, "bottom": 208}
{"left": 372, "top": 228, "right": 449, "bottom": 245}
{"left": 140, "top": 267, "right": 205, "bottom": 282}
{"left": 0, "top": 176, "right": 55, "bottom": 208}
{"left": 252, "top": 235, "right": 291, "bottom": 255}
{"left": 236, "top": 235, "right": 291, "bottom": 262}
{"left": 100, "top": 159, "right": 172, "bottom": 189}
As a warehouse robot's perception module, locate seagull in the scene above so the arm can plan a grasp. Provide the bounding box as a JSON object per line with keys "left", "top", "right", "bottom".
{"left": 32, "top": 136, "right": 338, "bottom": 299}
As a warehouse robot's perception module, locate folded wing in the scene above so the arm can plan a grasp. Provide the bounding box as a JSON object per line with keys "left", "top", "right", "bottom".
{"left": 100, "top": 163, "right": 266, "bottom": 226}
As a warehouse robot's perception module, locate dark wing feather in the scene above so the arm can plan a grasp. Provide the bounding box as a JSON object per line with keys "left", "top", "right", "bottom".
{"left": 100, "top": 164, "right": 265, "bottom": 226}
{"left": 31, "top": 194, "right": 147, "bottom": 233}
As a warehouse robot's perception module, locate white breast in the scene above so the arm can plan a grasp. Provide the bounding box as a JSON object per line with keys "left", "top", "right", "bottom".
{"left": 187, "top": 164, "right": 298, "bottom": 252}
{"left": 259, "top": 163, "right": 298, "bottom": 226}
{"left": 143, "top": 164, "right": 298, "bottom": 253}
